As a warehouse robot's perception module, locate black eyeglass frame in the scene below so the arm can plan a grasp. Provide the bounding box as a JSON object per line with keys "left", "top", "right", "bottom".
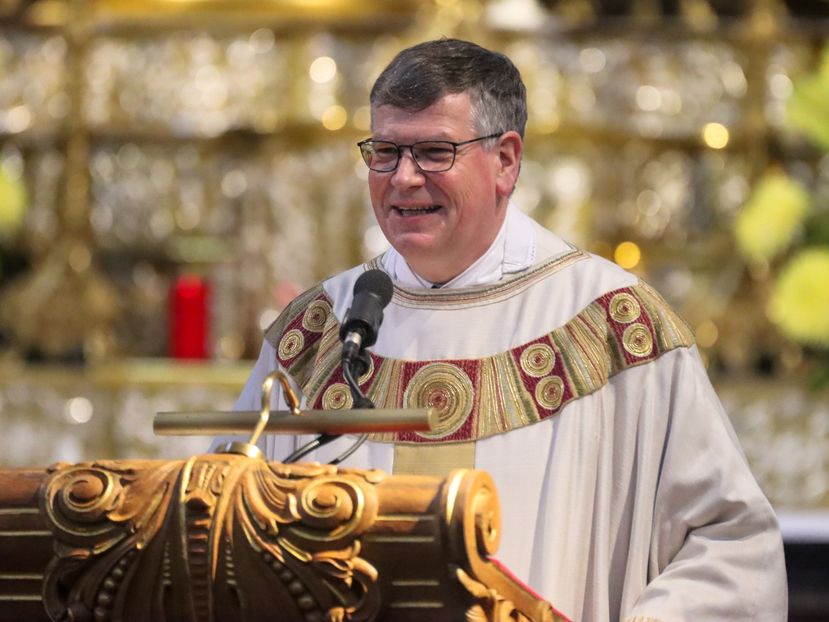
{"left": 356, "top": 132, "right": 504, "bottom": 173}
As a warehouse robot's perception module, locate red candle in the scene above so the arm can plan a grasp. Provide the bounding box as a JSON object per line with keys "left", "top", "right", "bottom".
{"left": 170, "top": 273, "right": 210, "bottom": 359}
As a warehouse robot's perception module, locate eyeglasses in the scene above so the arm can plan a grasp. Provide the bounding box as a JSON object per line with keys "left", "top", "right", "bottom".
{"left": 357, "top": 133, "right": 503, "bottom": 173}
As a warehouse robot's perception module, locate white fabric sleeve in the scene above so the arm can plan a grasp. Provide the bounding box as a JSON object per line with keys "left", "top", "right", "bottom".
{"left": 623, "top": 347, "right": 787, "bottom": 621}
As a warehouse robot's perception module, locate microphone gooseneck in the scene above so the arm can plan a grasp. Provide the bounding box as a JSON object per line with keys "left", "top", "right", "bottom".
{"left": 286, "top": 270, "right": 393, "bottom": 466}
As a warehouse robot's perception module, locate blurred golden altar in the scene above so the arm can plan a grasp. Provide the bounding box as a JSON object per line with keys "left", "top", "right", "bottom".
{"left": 0, "top": 0, "right": 828, "bottom": 515}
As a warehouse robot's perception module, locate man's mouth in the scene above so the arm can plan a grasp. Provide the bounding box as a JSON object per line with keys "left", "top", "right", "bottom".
{"left": 393, "top": 205, "right": 441, "bottom": 216}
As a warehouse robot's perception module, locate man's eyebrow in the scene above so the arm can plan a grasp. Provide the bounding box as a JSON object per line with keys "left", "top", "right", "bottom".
{"left": 370, "top": 134, "right": 457, "bottom": 143}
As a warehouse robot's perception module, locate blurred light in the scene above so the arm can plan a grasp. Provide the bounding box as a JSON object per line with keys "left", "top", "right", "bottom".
{"left": 310, "top": 56, "right": 337, "bottom": 84}
{"left": 249, "top": 28, "right": 275, "bottom": 53}
{"left": 534, "top": 113, "right": 560, "bottom": 134}
{"left": 550, "top": 162, "right": 590, "bottom": 202}
{"left": 221, "top": 169, "right": 248, "bottom": 198}
{"left": 696, "top": 320, "right": 719, "bottom": 348}
{"left": 217, "top": 336, "right": 245, "bottom": 360}
{"left": 353, "top": 105, "right": 371, "bottom": 131}
{"left": 569, "top": 84, "right": 596, "bottom": 111}
{"left": 635, "top": 85, "right": 662, "bottom": 112}
{"left": 47, "top": 93, "right": 70, "bottom": 119}
{"left": 614, "top": 241, "right": 641, "bottom": 270}
{"left": 1, "top": 150, "right": 24, "bottom": 179}
{"left": 661, "top": 90, "right": 683, "bottom": 115}
{"left": 769, "top": 73, "right": 793, "bottom": 99}
{"left": 117, "top": 143, "right": 142, "bottom": 169}
{"left": 65, "top": 397, "right": 94, "bottom": 424}
{"left": 702, "top": 122, "right": 729, "bottom": 149}
{"left": 6, "top": 105, "right": 32, "bottom": 133}
{"left": 636, "top": 189, "right": 661, "bottom": 216}
{"left": 321, "top": 105, "right": 347, "bottom": 131}
{"left": 721, "top": 62, "right": 748, "bottom": 98}
{"left": 579, "top": 47, "right": 606, "bottom": 73}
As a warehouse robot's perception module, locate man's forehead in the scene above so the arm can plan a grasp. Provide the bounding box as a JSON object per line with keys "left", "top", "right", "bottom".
{"left": 370, "top": 95, "right": 475, "bottom": 138}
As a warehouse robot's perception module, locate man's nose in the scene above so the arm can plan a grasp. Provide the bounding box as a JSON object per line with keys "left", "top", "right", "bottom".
{"left": 390, "top": 149, "right": 425, "bottom": 187}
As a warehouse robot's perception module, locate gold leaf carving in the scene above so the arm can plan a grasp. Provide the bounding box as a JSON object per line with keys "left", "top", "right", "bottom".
{"left": 40, "top": 457, "right": 381, "bottom": 622}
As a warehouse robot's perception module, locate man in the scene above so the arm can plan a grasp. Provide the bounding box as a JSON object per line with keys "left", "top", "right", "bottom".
{"left": 232, "top": 38, "right": 787, "bottom": 621}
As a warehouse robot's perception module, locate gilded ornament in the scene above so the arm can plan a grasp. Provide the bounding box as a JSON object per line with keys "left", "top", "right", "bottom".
{"left": 278, "top": 329, "right": 305, "bottom": 360}
{"left": 322, "top": 383, "right": 354, "bottom": 410}
{"left": 302, "top": 300, "right": 331, "bottom": 332}
{"left": 520, "top": 343, "right": 556, "bottom": 377}
{"left": 406, "top": 363, "right": 474, "bottom": 439}
{"left": 40, "top": 457, "right": 382, "bottom": 622}
{"left": 622, "top": 323, "right": 653, "bottom": 357}
{"left": 535, "top": 376, "right": 564, "bottom": 410}
{"left": 609, "top": 293, "right": 641, "bottom": 324}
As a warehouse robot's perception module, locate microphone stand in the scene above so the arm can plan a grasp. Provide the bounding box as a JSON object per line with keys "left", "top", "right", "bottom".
{"left": 282, "top": 348, "right": 375, "bottom": 465}
{"left": 285, "top": 269, "right": 392, "bottom": 465}
{"left": 327, "top": 349, "right": 374, "bottom": 465}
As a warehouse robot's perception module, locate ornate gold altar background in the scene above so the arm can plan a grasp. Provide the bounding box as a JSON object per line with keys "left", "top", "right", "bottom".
{"left": 0, "top": 0, "right": 828, "bottom": 513}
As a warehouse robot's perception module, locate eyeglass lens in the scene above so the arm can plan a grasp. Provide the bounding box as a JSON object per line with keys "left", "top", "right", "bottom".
{"left": 361, "top": 141, "right": 457, "bottom": 172}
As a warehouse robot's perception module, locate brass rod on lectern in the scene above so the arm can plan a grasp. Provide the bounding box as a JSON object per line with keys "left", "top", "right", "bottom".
{"left": 154, "top": 408, "right": 436, "bottom": 435}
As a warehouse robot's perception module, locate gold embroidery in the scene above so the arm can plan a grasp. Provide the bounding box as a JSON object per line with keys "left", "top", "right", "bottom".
{"left": 405, "top": 363, "right": 474, "bottom": 439}
{"left": 302, "top": 299, "right": 331, "bottom": 332}
{"left": 520, "top": 343, "right": 556, "bottom": 377}
{"left": 265, "top": 284, "right": 325, "bottom": 350}
{"left": 535, "top": 376, "right": 564, "bottom": 410}
{"left": 322, "top": 383, "right": 353, "bottom": 410}
{"left": 285, "top": 281, "right": 694, "bottom": 444}
{"left": 623, "top": 323, "right": 653, "bottom": 357}
{"left": 278, "top": 329, "right": 305, "bottom": 361}
{"left": 609, "top": 292, "right": 641, "bottom": 324}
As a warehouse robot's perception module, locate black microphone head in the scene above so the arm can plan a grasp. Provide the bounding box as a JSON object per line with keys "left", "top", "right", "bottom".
{"left": 353, "top": 269, "right": 394, "bottom": 308}
{"left": 340, "top": 269, "right": 394, "bottom": 348}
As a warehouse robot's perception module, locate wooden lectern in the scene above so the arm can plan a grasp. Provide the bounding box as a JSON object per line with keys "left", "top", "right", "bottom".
{"left": 1, "top": 371, "right": 565, "bottom": 622}
{"left": 0, "top": 456, "right": 564, "bottom": 622}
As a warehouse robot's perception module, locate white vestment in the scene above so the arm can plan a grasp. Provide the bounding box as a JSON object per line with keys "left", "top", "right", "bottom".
{"left": 231, "top": 204, "right": 787, "bottom": 621}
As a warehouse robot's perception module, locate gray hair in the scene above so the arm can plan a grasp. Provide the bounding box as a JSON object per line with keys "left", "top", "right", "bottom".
{"left": 370, "top": 38, "right": 528, "bottom": 139}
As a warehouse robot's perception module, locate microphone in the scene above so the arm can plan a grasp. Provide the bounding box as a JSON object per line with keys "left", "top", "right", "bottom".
{"left": 291, "top": 270, "right": 391, "bottom": 466}
{"left": 339, "top": 269, "right": 394, "bottom": 368}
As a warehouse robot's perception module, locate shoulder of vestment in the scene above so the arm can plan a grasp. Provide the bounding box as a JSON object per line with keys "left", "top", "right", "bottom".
{"left": 265, "top": 278, "right": 695, "bottom": 443}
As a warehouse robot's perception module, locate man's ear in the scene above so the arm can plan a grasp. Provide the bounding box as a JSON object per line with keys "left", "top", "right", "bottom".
{"left": 495, "top": 131, "right": 524, "bottom": 198}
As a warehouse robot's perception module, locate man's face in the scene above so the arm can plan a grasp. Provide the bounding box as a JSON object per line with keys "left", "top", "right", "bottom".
{"left": 368, "top": 92, "right": 521, "bottom": 283}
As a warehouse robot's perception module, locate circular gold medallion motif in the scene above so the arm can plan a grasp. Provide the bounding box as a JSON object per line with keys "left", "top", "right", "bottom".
{"left": 622, "top": 323, "right": 653, "bottom": 357}
{"left": 278, "top": 329, "right": 305, "bottom": 360}
{"left": 322, "top": 383, "right": 353, "bottom": 410}
{"left": 520, "top": 343, "right": 556, "bottom": 377}
{"left": 302, "top": 300, "right": 331, "bottom": 332}
{"left": 405, "top": 363, "right": 474, "bottom": 439}
{"left": 609, "top": 293, "right": 641, "bottom": 324}
{"left": 535, "top": 376, "right": 564, "bottom": 410}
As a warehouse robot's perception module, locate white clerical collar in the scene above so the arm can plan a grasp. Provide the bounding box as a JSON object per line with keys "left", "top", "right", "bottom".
{"left": 381, "top": 202, "right": 536, "bottom": 289}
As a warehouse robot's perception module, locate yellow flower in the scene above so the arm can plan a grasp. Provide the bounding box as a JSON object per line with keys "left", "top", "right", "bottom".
{"left": 787, "top": 44, "right": 829, "bottom": 151}
{"left": 734, "top": 171, "right": 810, "bottom": 263}
{"left": 0, "top": 168, "right": 27, "bottom": 238}
{"left": 768, "top": 247, "right": 829, "bottom": 346}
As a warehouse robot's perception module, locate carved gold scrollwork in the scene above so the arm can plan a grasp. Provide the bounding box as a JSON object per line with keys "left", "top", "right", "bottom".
{"left": 40, "top": 456, "right": 383, "bottom": 622}
{"left": 442, "top": 470, "right": 561, "bottom": 622}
